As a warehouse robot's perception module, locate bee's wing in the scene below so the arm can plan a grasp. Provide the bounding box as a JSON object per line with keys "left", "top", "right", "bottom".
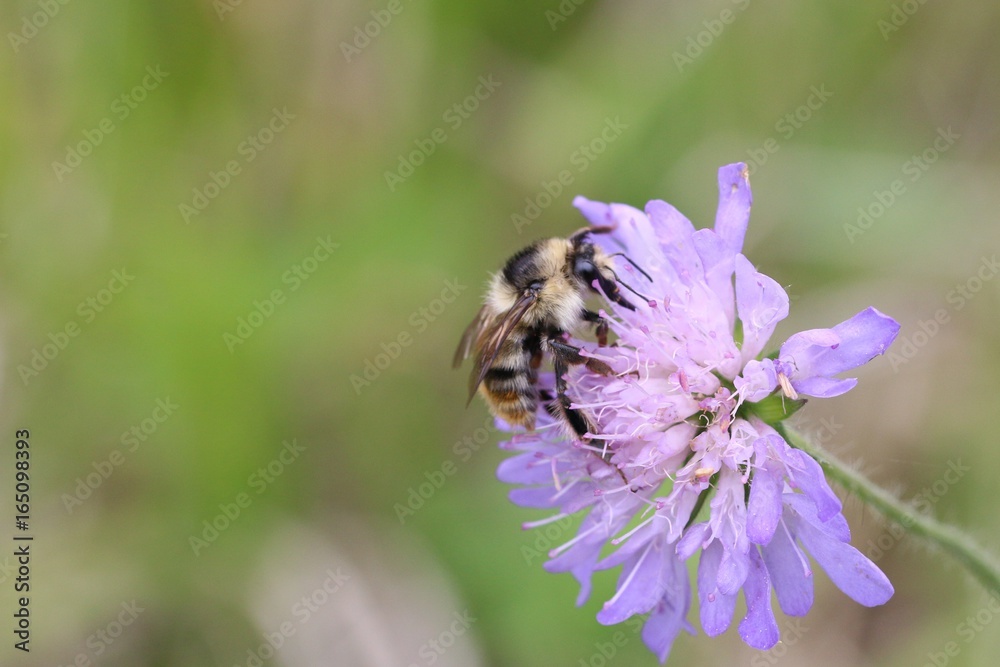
{"left": 453, "top": 305, "right": 491, "bottom": 368}
{"left": 467, "top": 293, "right": 536, "bottom": 403}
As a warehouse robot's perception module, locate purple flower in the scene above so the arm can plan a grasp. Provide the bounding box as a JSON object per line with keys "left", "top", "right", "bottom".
{"left": 495, "top": 163, "right": 899, "bottom": 662}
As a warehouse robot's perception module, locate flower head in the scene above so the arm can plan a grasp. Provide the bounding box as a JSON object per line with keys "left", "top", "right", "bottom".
{"left": 496, "top": 163, "right": 900, "bottom": 662}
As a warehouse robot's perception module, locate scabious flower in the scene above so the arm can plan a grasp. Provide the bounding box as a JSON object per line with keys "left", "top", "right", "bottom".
{"left": 496, "top": 163, "right": 900, "bottom": 662}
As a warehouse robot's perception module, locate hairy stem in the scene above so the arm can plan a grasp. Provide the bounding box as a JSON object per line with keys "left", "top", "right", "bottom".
{"left": 779, "top": 424, "right": 1000, "bottom": 597}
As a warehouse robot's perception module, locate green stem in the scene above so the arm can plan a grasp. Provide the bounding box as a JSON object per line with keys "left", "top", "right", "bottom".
{"left": 778, "top": 424, "right": 1000, "bottom": 597}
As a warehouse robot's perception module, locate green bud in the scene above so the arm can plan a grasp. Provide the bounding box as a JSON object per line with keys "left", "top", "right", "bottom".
{"left": 744, "top": 393, "right": 807, "bottom": 424}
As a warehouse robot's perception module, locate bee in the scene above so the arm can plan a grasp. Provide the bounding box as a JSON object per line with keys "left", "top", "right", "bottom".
{"left": 453, "top": 225, "right": 651, "bottom": 453}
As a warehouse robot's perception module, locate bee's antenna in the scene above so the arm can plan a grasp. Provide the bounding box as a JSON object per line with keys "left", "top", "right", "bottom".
{"left": 607, "top": 252, "right": 653, "bottom": 283}
{"left": 607, "top": 268, "right": 652, "bottom": 303}
{"left": 618, "top": 278, "right": 651, "bottom": 302}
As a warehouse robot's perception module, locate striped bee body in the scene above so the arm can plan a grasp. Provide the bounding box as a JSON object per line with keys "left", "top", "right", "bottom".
{"left": 454, "top": 226, "right": 650, "bottom": 474}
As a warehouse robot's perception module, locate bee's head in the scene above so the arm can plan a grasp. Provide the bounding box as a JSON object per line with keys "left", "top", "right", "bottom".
{"left": 567, "top": 229, "right": 652, "bottom": 311}
{"left": 569, "top": 235, "right": 599, "bottom": 280}
{"left": 567, "top": 232, "right": 613, "bottom": 292}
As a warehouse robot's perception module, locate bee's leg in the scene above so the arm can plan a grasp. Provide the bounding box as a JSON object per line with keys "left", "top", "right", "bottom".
{"left": 548, "top": 338, "right": 613, "bottom": 376}
{"left": 548, "top": 340, "right": 629, "bottom": 487}
{"left": 581, "top": 309, "right": 609, "bottom": 347}
{"left": 551, "top": 352, "right": 596, "bottom": 440}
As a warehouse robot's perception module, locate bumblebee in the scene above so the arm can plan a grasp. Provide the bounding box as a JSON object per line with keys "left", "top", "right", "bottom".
{"left": 453, "top": 226, "right": 649, "bottom": 448}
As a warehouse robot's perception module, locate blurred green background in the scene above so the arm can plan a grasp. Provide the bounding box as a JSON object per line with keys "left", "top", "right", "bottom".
{"left": 2, "top": 0, "right": 999, "bottom": 665}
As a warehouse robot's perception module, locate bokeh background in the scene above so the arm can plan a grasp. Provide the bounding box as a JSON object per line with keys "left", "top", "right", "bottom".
{"left": 2, "top": 0, "right": 999, "bottom": 665}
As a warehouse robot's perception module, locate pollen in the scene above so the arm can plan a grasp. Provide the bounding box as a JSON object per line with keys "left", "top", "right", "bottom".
{"left": 777, "top": 371, "right": 798, "bottom": 400}
{"left": 693, "top": 467, "right": 715, "bottom": 483}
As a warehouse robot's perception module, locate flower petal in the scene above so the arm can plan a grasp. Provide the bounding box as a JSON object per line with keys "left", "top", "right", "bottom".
{"left": 698, "top": 541, "right": 737, "bottom": 636}
{"left": 783, "top": 493, "right": 850, "bottom": 543}
{"left": 546, "top": 507, "right": 634, "bottom": 606}
{"left": 746, "top": 463, "right": 783, "bottom": 545}
{"left": 828, "top": 307, "right": 901, "bottom": 370}
{"left": 641, "top": 556, "right": 693, "bottom": 664}
{"left": 791, "top": 376, "right": 857, "bottom": 398}
{"left": 612, "top": 204, "right": 664, "bottom": 272}
{"left": 598, "top": 538, "right": 667, "bottom": 624}
{"left": 780, "top": 307, "right": 900, "bottom": 396}
{"left": 714, "top": 162, "right": 752, "bottom": 254}
{"left": 710, "top": 470, "right": 750, "bottom": 594}
{"left": 783, "top": 449, "right": 843, "bottom": 522}
{"left": 597, "top": 518, "right": 662, "bottom": 570}
{"left": 574, "top": 197, "right": 667, "bottom": 279}
{"left": 790, "top": 507, "right": 894, "bottom": 607}
{"left": 573, "top": 195, "right": 614, "bottom": 227}
{"left": 735, "top": 359, "right": 777, "bottom": 403}
{"left": 737, "top": 547, "right": 780, "bottom": 649}
{"left": 819, "top": 511, "right": 852, "bottom": 544}
{"left": 760, "top": 519, "right": 814, "bottom": 616}
{"left": 693, "top": 228, "right": 736, "bottom": 325}
{"left": 676, "top": 522, "right": 709, "bottom": 560}
{"left": 509, "top": 487, "right": 562, "bottom": 508}
{"left": 497, "top": 452, "right": 562, "bottom": 485}
{"left": 717, "top": 547, "right": 749, "bottom": 595}
{"left": 735, "top": 254, "right": 789, "bottom": 362}
{"left": 645, "top": 199, "right": 702, "bottom": 286}
{"left": 545, "top": 545, "right": 601, "bottom": 607}
{"left": 779, "top": 329, "right": 840, "bottom": 364}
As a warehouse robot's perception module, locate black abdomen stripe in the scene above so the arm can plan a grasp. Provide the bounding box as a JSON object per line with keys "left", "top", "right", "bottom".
{"left": 484, "top": 366, "right": 518, "bottom": 381}
{"left": 484, "top": 365, "right": 532, "bottom": 394}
